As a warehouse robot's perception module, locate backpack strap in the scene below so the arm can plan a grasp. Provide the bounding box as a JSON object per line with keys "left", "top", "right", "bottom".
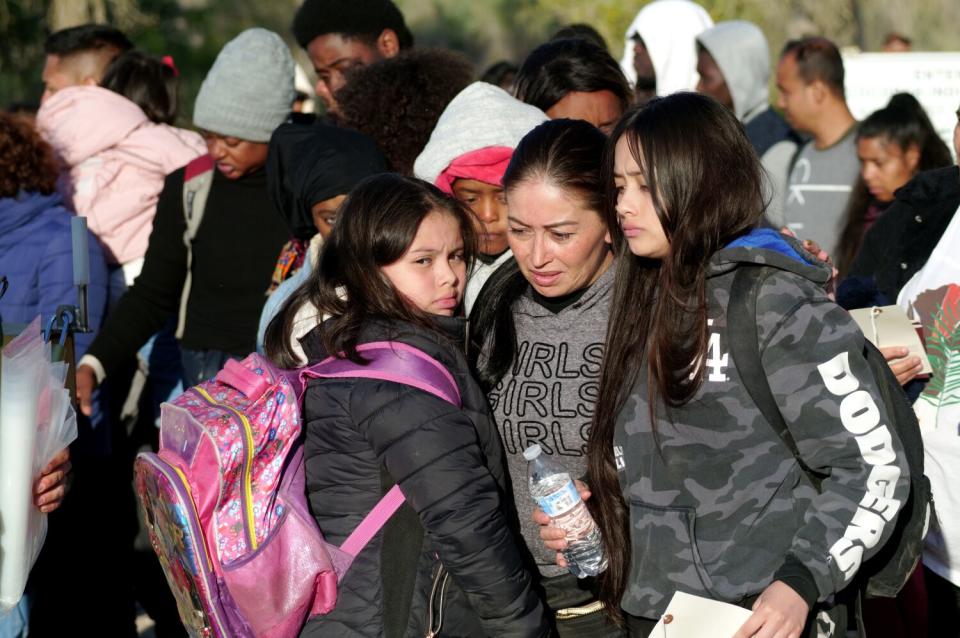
{"left": 727, "top": 266, "right": 823, "bottom": 486}
{"left": 176, "top": 155, "right": 215, "bottom": 339}
{"left": 299, "top": 341, "right": 462, "bottom": 558}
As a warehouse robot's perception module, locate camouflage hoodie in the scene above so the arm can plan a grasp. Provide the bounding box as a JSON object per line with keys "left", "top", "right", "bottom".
{"left": 613, "top": 230, "right": 910, "bottom": 621}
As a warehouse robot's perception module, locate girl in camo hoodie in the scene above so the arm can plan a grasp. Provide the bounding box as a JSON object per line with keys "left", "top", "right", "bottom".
{"left": 539, "top": 93, "right": 910, "bottom": 637}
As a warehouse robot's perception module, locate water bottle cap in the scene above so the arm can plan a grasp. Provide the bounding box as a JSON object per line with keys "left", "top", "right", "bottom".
{"left": 522, "top": 444, "right": 542, "bottom": 461}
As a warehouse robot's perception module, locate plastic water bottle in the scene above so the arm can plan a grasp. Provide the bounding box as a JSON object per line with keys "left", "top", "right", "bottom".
{"left": 524, "top": 444, "right": 607, "bottom": 578}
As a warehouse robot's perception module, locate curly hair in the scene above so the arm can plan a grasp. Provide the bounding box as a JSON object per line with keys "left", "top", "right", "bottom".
{"left": 334, "top": 48, "right": 474, "bottom": 175}
{"left": 292, "top": 0, "right": 414, "bottom": 49}
{"left": 0, "top": 113, "right": 59, "bottom": 199}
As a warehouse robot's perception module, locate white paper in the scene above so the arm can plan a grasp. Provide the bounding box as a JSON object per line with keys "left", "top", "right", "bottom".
{"left": 0, "top": 317, "right": 78, "bottom": 614}
{"left": 849, "top": 305, "right": 933, "bottom": 375}
{"left": 650, "top": 591, "right": 753, "bottom": 638}
{"left": 0, "top": 318, "right": 45, "bottom": 612}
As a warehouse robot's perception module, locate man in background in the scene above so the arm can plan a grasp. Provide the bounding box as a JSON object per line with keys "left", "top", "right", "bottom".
{"left": 41, "top": 23, "right": 132, "bottom": 101}
{"left": 778, "top": 36, "right": 858, "bottom": 255}
{"left": 292, "top": 0, "right": 413, "bottom": 116}
{"left": 695, "top": 20, "right": 801, "bottom": 226}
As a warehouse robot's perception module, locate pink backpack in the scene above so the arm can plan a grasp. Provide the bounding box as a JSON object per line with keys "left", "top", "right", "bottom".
{"left": 133, "top": 343, "right": 461, "bottom": 637}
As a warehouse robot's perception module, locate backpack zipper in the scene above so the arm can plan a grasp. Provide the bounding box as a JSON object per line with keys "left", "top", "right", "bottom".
{"left": 192, "top": 387, "right": 259, "bottom": 552}
{"left": 425, "top": 562, "right": 450, "bottom": 637}
{"left": 170, "top": 464, "right": 214, "bottom": 572}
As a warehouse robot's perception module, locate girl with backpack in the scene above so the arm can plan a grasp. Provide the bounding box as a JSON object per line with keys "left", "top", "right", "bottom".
{"left": 265, "top": 173, "right": 548, "bottom": 637}
{"left": 537, "top": 93, "right": 911, "bottom": 637}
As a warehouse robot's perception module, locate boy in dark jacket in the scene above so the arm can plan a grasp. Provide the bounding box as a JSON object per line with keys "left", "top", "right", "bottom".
{"left": 76, "top": 28, "right": 293, "bottom": 410}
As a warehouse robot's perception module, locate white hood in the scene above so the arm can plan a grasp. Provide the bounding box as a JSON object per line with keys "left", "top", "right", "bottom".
{"left": 619, "top": 0, "right": 714, "bottom": 95}
{"left": 413, "top": 82, "right": 548, "bottom": 185}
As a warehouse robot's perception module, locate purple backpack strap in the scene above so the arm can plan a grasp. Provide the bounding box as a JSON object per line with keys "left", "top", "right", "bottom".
{"left": 299, "top": 341, "right": 461, "bottom": 558}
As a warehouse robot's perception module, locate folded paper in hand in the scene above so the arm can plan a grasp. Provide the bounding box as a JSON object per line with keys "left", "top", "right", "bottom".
{"left": 651, "top": 591, "right": 752, "bottom": 638}
{"left": 848, "top": 305, "right": 932, "bottom": 376}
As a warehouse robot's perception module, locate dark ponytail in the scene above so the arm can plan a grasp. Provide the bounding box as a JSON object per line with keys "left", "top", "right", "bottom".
{"left": 468, "top": 119, "right": 608, "bottom": 388}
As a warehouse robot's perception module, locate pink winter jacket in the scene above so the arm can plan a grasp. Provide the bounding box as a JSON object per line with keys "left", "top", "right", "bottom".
{"left": 37, "top": 86, "right": 206, "bottom": 265}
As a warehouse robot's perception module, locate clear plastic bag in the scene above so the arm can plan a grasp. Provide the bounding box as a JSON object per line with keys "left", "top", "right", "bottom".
{"left": 0, "top": 317, "right": 78, "bottom": 615}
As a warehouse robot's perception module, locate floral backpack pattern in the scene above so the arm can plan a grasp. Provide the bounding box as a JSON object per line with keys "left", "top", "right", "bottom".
{"left": 134, "top": 346, "right": 460, "bottom": 637}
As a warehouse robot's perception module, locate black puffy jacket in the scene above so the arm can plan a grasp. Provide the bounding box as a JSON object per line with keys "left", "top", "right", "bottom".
{"left": 847, "top": 165, "right": 960, "bottom": 303}
{"left": 299, "top": 316, "right": 548, "bottom": 638}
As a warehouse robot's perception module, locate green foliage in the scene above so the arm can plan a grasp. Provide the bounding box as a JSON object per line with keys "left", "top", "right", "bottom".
{"left": 0, "top": 0, "right": 298, "bottom": 115}
{"left": 3, "top": 0, "right": 959, "bottom": 111}
{"left": 0, "top": 0, "right": 47, "bottom": 105}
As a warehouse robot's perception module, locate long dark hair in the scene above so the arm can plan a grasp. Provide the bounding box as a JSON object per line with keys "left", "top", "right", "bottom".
{"left": 513, "top": 38, "right": 631, "bottom": 116}
{"left": 836, "top": 93, "right": 952, "bottom": 276}
{"left": 588, "top": 93, "right": 765, "bottom": 622}
{"left": 469, "top": 119, "right": 609, "bottom": 391}
{"left": 265, "top": 173, "right": 477, "bottom": 368}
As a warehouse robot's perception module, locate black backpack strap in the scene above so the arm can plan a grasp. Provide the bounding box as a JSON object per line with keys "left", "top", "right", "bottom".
{"left": 727, "top": 266, "right": 822, "bottom": 485}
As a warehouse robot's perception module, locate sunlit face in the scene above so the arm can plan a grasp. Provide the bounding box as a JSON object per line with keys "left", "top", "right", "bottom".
{"left": 506, "top": 178, "right": 612, "bottom": 297}
{"left": 451, "top": 178, "right": 508, "bottom": 256}
{"left": 613, "top": 135, "right": 669, "bottom": 259}
{"left": 380, "top": 210, "right": 466, "bottom": 316}
{"left": 41, "top": 55, "right": 87, "bottom": 102}
{"left": 307, "top": 33, "right": 385, "bottom": 115}
{"left": 311, "top": 194, "right": 347, "bottom": 239}
{"left": 201, "top": 132, "right": 269, "bottom": 179}
{"left": 695, "top": 48, "right": 733, "bottom": 111}
{"left": 775, "top": 53, "right": 818, "bottom": 134}
{"left": 546, "top": 90, "right": 623, "bottom": 135}
{"left": 857, "top": 136, "right": 919, "bottom": 203}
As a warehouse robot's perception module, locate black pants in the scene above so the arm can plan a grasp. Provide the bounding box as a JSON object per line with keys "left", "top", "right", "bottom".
{"left": 541, "top": 572, "right": 626, "bottom": 637}
{"left": 925, "top": 567, "right": 960, "bottom": 636}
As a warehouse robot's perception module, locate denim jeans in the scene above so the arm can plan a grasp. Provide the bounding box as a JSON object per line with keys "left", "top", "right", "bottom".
{"left": 0, "top": 596, "right": 28, "bottom": 638}
{"left": 180, "top": 348, "right": 241, "bottom": 387}
{"left": 138, "top": 319, "right": 183, "bottom": 425}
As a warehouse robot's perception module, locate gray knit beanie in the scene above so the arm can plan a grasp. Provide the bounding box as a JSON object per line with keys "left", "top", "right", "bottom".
{"left": 194, "top": 28, "right": 295, "bottom": 142}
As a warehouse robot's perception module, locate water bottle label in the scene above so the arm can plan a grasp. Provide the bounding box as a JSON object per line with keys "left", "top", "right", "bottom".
{"left": 537, "top": 480, "right": 580, "bottom": 517}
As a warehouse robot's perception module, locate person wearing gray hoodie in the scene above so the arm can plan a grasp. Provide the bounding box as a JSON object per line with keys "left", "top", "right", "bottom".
{"left": 696, "top": 20, "right": 801, "bottom": 227}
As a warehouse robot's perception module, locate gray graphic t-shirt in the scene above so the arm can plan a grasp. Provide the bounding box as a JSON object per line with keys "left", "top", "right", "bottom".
{"left": 486, "top": 265, "right": 613, "bottom": 577}
{"left": 784, "top": 126, "right": 859, "bottom": 256}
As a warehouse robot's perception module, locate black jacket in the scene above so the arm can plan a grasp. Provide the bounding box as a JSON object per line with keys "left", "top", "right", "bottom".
{"left": 86, "top": 166, "right": 289, "bottom": 376}
{"left": 846, "top": 165, "right": 960, "bottom": 303}
{"left": 744, "top": 107, "right": 801, "bottom": 159}
{"left": 299, "top": 317, "right": 548, "bottom": 638}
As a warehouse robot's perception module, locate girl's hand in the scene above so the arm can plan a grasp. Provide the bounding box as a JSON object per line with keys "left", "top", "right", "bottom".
{"left": 76, "top": 364, "right": 98, "bottom": 417}
{"left": 732, "top": 581, "right": 809, "bottom": 638}
{"left": 800, "top": 239, "right": 839, "bottom": 301}
{"left": 34, "top": 447, "right": 71, "bottom": 513}
{"left": 532, "top": 480, "right": 591, "bottom": 568}
{"left": 880, "top": 345, "right": 923, "bottom": 386}
{"left": 780, "top": 228, "right": 839, "bottom": 300}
